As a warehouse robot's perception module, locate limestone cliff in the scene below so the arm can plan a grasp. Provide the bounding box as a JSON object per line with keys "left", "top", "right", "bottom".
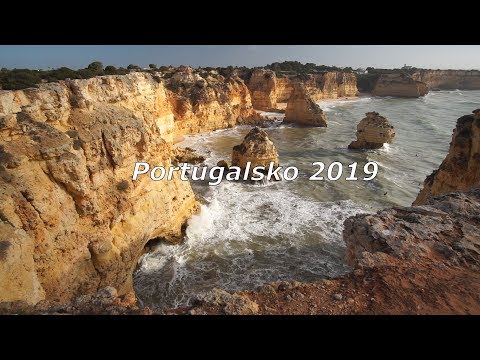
{"left": 284, "top": 84, "right": 327, "bottom": 127}
{"left": 247, "top": 69, "right": 358, "bottom": 110}
{"left": 306, "top": 72, "right": 358, "bottom": 100}
{"left": 372, "top": 73, "right": 428, "bottom": 97}
{"left": 415, "top": 109, "right": 480, "bottom": 204}
{"left": 232, "top": 127, "right": 279, "bottom": 173}
{"left": 166, "top": 67, "right": 261, "bottom": 134}
{"left": 275, "top": 78, "right": 294, "bottom": 102}
{"left": 348, "top": 112, "right": 395, "bottom": 149}
{"left": 412, "top": 70, "right": 480, "bottom": 90}
{"left": 247, "top": 69, "right": 278, "bottom": 111}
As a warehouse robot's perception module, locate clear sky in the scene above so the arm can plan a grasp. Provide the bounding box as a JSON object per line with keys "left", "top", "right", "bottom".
{"left": 1, "top": 45, "right": 479, "bottom": 70}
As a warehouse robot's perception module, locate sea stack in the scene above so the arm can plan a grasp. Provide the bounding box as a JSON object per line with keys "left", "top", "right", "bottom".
{"left": 348, "top": 112, "right": 395, "bottom": 150}
{"left": 231, "top": 127, "right": 279, "bottom": 174}
{"left": 284, "top": 83, "right": 327, "bottom": 127}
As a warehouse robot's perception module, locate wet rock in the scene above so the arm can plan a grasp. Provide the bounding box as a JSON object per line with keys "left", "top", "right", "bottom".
{"left": 231, "top": 127, "right": 278, "bottom": 174}
{"left": 348, "top": 112, "right": 395, "bottom": 150}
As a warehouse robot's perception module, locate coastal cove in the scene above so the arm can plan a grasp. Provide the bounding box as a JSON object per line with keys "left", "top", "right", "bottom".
{"left": 134, "top": 90, "right": 480, "bottom": 310}
{"left": 1, "top": 60, "right": 480, "bottom": 315}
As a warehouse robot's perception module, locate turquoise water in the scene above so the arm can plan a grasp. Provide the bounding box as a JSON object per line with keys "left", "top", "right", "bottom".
{"left": 134, "top": 90, "right": 480, "bottom": 310}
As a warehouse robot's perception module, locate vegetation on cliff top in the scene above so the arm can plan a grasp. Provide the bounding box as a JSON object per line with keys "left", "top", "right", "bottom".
{"left": 0, "top": 60, "right": 430, "bottom": 92}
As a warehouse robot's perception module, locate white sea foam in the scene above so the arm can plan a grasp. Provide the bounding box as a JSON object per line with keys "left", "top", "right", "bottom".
{"left": 135, "top": 180, "right": 366, "bottom": 308}
{"left": 317, "top": 97, "right": 372, "bottom": 112}
{"left": 135, "top": 89, "right": 480, "bottom": 310}
{"left": 259, "top": 111, "right": 285, "bottom": 120}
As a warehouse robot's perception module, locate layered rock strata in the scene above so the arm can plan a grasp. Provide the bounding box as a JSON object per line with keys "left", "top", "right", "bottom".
{"left": 167, "top": 67, "right": 261, "bottom": 134}
{"left": 412, "top": 70, "right": 480, "bottom": 90}
{"left": 0, "top": 69, "right": 265, "bottom": 305}
{"left": 284, "top": 84, "right": 327, "bottom": 127}
{"left": 372, "top": 73, "right": 428, "bottom": 97}
{"left": 415, "top": 109, "right": 480, "bottom": 204}
{"left": 247, "top": 69, "right": 278, "bottom": 111}
{"left": 348, "top": 112, "right": 395, "bottom": 149}
{"left": 247, "top": 69, "right": 358, "bottom": 110}
{"left": 0, "top": 74, "right": 202, "bottom": 305}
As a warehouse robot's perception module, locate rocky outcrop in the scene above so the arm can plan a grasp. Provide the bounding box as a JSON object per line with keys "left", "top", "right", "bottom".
{"left": 231, "top": 127, "right": 279, "bottom": 172}
{"left": 167, "top": 67, "right": 261, "bottom": 134}
{"left": 165, "top": 67, "right": 263, "bottom": 135}
{"left": 0, "top": 72, "right": 202, "bottom": 305}
{"left": 344, "top": 189, "right": 480, "bottom": 267}
{"left": 348, "top": 112, "right": 395, "bottom": 149}
{"left": 412, "top": 70, "right": 480, "bottom": 90}
{"left": 415, "top": 109, "right": 480, "bottom": 204}
{"left": 171, "top": 147, "right": 205, "bottom": 165}
{"left": 284, "top": 84, "right": 327, "bottom": 127}
{"left": 306, "top": 72, "right": 358, "bottom": 100}
{"left": 180, "top": 189, "right": 480, "bottom": 315}
{"left": 275, "top": 78, "right": 294, "bottom": 102}
{"left": 248, "top": 69, "right": 278, "bottom": 111}
{"left": 247, "top": 69, "right": 358, "bottom": 110}
{"left": 0, "top": 69, "right": 271, "bottom": 305}
{"left": 372, "top": 73, "right": 428, "bottom": 97}
{"left": 0, "top": 286, "right": 152, "bottom": 315}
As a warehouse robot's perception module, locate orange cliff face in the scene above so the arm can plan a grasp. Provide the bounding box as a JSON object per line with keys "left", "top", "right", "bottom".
{"left": 372, "top": 73, "right": 428, "bottom": 97}
{"left": 166, "top": 67, "right": 261, "bottom": 135}
{"left": 284, "top": 83, "right": 327, "bottom": 127}
{"left": 412, "top": 70, "right": 480, "bottom": 90}
{"left": 247, "top": 69, "right": 358, "bottom": 111}
{"left": 0, "top": 68, "right": 271, "bottom": 305}
{"left": 414, "top": 109, "right": 480, "bottom": 205}
{"left": 306, "top": 72, "right": 358, "bottom": 100}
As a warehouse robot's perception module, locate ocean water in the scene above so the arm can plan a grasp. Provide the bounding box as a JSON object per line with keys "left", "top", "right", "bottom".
{"left": 134, "top": 90, "right": 480, "bottom": 310}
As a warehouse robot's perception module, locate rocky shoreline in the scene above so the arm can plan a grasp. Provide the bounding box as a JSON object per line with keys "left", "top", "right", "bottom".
{"left": 1, "top": 66, "right": 479, "bottom": 314}
{"left": 169, "top": 186, "right": 480, "bottom": 315}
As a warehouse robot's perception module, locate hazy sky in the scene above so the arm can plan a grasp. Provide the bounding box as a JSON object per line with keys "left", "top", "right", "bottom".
{"left": 1, "top": 45, "right": 479, "bottom": 70}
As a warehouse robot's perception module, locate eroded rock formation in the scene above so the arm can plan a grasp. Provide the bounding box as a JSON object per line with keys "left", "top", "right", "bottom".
{"left": 171, "top": 147, "right": 205, "bottom": 165}
{"left": 231, "top": 127, "right": 279, "bottom": 172}
{"left": 344, "top": 189, "right": 480, "bottom": 267}
{"left": 0, "top": 74, "right": 202, "bottom": 305}
{"left": 247, "top": 70, "right": 358, "bottom": 110}
{"left": 284, "top": 84, "right": 327, "bottom": 127}
{"left": 412, "top": 70, "right": 480, "bottom": 90}
{"left": 174, "top": 109, "right": 480, "bottom": 315}
{"left": 415, "top": 109, "right": 480, "bottom": 204}
{"left": 0, "top": 68, "right": 270, "bottom": 306}
{"left": 167, "top": 67, "right": 261, "bottom": 134}
{"left": 348, "top": 112, "right": 395, "bottom": 149}
{"left": 180, "top": 189, "right": 480, "bottom": 315}
{"left": 372, "top": 73, "right": 428, "bottom": 97}
{"left": 248, "top": 69, "right": 278, "bottom": 111}
{"left": 305, "top": 72, "right": 358, "bottom": 100}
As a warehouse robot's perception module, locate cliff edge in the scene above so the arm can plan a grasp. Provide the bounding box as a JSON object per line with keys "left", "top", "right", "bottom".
{"left": 415, "top": 109, "right": 480, "bottom": 204}
{"left": 412, "top": 70, "right": 480, "bottom": 90}
{"left": 372, "top": 73, "right": 428, "bottom": 97}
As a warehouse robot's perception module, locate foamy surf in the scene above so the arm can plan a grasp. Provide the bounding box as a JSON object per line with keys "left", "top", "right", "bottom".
{"left": 134, "top": 89, "right": 480, "bottom": 310}
{"left": 134, "top": 179, "right": 366, "bottom": 309}
{"left": 317, "top": 96, "right": 373, "bottom": 112}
